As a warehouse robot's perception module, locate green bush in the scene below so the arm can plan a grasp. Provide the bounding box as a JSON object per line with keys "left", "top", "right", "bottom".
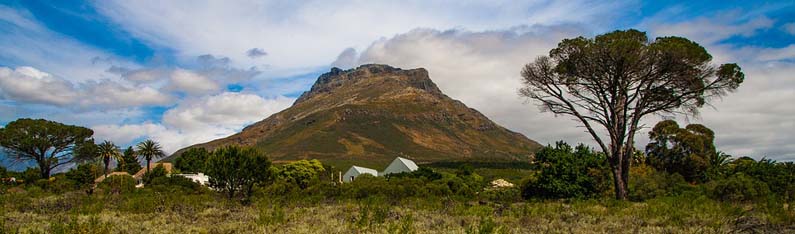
{"left": 629, "top": 164, "right": 691, "bottom": 201}
{"left": 142, "top": 164, "right": 167, "bottom": 184}
{"left": 522, "top": 141, "right": 611, "bottom": 199}
{"left": 149, "top": 175, "right": 206, "bottom": 194}
{"left": 99, "top": 175, "right": 136, "bottom": 194}
{"left": 709, "top": 173, "right": 771, "bottom": 202}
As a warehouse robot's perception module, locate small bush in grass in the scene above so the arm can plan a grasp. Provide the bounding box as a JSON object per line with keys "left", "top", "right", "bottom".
{"left": 709, "top": 173, "right": 772, "bottom": 202}
{"left": 99, "top": 175, "right": 136, "bottom": 194}
{"left": 149, "top": 175, "right": 207, "bottom": 194}
{"left": 522, "top": 141, "right": 611, "bottom": 199}
{"left": 629, "top": 164, "right": 691, "bottom": 201}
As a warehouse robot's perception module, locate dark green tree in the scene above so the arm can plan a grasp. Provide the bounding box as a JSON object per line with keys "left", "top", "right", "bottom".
{"left": 519, "top": 29, "right": 744, "bottom": 199}
{"left": 205, "top": 145, "right": 271, "bottom": 199}
{"left": 174, "top": 148, "right": 209, "bottom": 173}
{"left": 136, "top": 139, "right": 165, "bottom": 173}
{"left": 66, "top": 163, "right": 101, "bottom": 195}
{"left": 0, "top": 118, "right": 95, "bottom": 178}
{"left": 117, "top": 146, "right": 142, "bottom": 174}
{"left": 522, "top": 141, "right": 611, "bottom": 199}
{"left": 645, "top": 120, "right": 718, "bottom": 183}
{"left": 142, "top": 164, "right": 167, "bottom": 184}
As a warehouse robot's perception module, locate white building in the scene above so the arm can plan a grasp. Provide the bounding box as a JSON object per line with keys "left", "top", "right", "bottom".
{"left": 343, "top": 166, "right": 378, "bottom": 182}
{"left": 380, "top": 157, "right": 419, "bottom": 176}
{"left": 173, "top": 173, "right": 210, "bottom": 186}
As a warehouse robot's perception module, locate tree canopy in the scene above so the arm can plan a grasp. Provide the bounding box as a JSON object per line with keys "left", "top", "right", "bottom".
{"left": 520, "top": 29, "right": 744, "bottom": 199}
{"left": 174, "top": 148, "right": 209, "bottom": 174}
{"left": 136, "top": 139, "right": 165, "bottom": 173}
{"left": 0, "top": 118, "right": 95, "bottom": 178}
{"left": 645, "top": 120, "right": 719, "bottom": 183}
{"left": 205, "top": 145, "right": 271, "bottom": 200}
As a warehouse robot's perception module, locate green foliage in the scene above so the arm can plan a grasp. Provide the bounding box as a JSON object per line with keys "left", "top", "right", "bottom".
{"left": 646, "top": 120, "right": 718, "bottom": 183}
{"left": 272, "top": 159, "right": 324, "bottom": 189}
{"left": 0, "top": 165, "right": 6, "bottom": 178}
{"left": 97, "top": 140, "right": 122, "bottom": 178}
{"left": 117, "top": 146, "right": 142, "bottom": 174}
{"left": 726, "top": 158, "right": 795, "bottom": 201}
{"left": 21, "top": 167, "right": 41, "bottom": 184}
{"left": 628, "top": 164, "right": 690, "bottom": 201}
{"left": 709, "top": 173, "right": 772, "bottom": 202}
{"left": 142, "top": 164, "right": 167, "bottom": 184}
{"left": 66, "top": 163, "right": 100, "bottom": 194}
{"left": 149, "top": 175, "right": 206, "bottom": 194}
{"left": 522, "top": 142, "right": 611, "bottom": 199}
{"left": 0, "top": 118, "right": 95, "bottom": 178}
{"left": 206, "top": 145, "right": 272, "bottom": 200}
{"left": 99, "top": 175, "right": 137, "bottom": 194}
{"left": 135, "top": 139, "right": 165, "bottom": 173}
{"left": 174, "top": 148, "right": 209, "bottom": 173}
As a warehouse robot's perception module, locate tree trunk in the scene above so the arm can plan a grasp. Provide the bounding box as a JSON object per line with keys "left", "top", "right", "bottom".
{"left": 146, "top": 159, "right": 151, "bottom": 173}
{"left": 40, "top": 168, "right": 51, "bottom": 179}
{"left": 610, "top": 147, "right": 629, "bottom": 200}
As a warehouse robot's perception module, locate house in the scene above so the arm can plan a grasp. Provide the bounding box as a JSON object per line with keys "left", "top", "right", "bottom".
{"left": 94, "top": 172, "right": 132, "bottom": 183}
{"left": 380, "top": 157, "right": 419, "bottom": 176}
{"left": 343, "top": 166, "right": 378, "bottom": 182}
{"left": 173, "top": 173, "right": 210, "bottom": 186}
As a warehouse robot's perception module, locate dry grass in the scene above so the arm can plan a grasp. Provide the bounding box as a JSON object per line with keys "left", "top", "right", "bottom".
{"left": 2, "top": 191, "right": 793, "bottom": 234}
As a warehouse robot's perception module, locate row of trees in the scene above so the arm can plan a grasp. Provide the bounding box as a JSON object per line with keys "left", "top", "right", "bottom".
{"left": 0, "top": 118, "right": 166, "bottom": 179}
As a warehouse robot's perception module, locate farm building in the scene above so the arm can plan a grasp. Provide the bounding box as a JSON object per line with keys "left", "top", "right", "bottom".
{"left": 343, "top": 166, "right": 378, "bottom": 182}
{"left": 380, "top": 157, "right": 419, "bottom": 176}
{"left": 342, "top": 157, "right": 419, "bottom": 182}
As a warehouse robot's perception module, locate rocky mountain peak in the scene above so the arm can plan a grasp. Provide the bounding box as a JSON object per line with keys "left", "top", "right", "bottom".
{"left": 295, "top": 64, "right": 440, "bottom": 104}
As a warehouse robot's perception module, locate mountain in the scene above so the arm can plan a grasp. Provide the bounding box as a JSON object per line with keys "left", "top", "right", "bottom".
{"left": 168, "top": 64, "right": 541, "bottom": 168}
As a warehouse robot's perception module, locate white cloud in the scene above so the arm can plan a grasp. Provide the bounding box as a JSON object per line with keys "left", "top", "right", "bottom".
{"left": 167, "top": 69, "right": 221, "bottom": 95}
{"left": 642, "top": 11, "right": 774, "bottom": 45}
{"left": 0, "top": 66, "right": 79, "bottom": 106}
{"left": 93, "top": 92, "right": 294, "bottom": 154}
{"left": 0, "top": 66, "right": 173, "bottom": 109}
{"left": 92, "top": 0, "right": 634, "bottom": 74}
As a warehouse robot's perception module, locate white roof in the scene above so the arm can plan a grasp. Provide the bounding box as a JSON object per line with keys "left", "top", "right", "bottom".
{"left": 351, "top": 166, "right": 378, "bottom": 175}
{"left": 381, "top": 157, "right": 419, "bottom": 175}
{"left": 395, "top": 157, "right": 418, "bottom": 171}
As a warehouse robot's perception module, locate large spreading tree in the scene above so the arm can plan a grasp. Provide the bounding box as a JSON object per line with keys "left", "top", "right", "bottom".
{"left": 205, "top": 145, "right": 272, "bottom": 200}
{"left": 0, "top": 118, "right": 95, "bottom": 178}
{"left": 519, "top": 29, "right": 744, "bottom": 199}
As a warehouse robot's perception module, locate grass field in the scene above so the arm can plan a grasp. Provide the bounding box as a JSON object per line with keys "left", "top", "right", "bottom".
{"left": 1, "top": 189, "right": 793, "bottom": 234}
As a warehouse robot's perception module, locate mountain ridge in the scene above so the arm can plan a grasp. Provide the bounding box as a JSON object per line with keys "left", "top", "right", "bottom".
{"left": 168, "top": 64, "right": 541, "bottom": 168}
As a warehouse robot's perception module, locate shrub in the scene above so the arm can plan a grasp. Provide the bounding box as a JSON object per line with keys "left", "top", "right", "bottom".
{"left": 149, "top": 175, "right": 206, "bottom": 194}
{"left": 99, "top": 175, "right": 136, "bottom": 194}
{"left": 709, "top": 173, "right": 771, "bottom": 202}
{"left": 629, "top": 164, "right": 690, "bottom": 201}
{"left": 174, "top": 148, "right": 209, "bottom": 173}
{"left": 272, "top": 159, "right": 325, "bottom": 189}
{"left": 522, "top": 141, "right": 610, "bottom": 199}
{"left": 142, "top": 164, "right": 167, "bottom": 184}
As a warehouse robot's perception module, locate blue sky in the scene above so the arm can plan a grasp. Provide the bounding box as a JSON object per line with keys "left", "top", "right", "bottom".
{"left": 1, "top": 1, "right": 794, "bottom": 166}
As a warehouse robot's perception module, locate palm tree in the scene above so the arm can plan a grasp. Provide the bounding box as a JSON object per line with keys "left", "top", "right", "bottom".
{"left": 97, "top": 140, "right": 122, "bottom": 178}
{"left": 136, "top": 139, "right": 165, "bottom": 173}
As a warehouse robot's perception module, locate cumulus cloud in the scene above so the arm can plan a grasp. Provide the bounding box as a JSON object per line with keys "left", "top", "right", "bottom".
{"left": 0, "top": 66, "right": 172, "bottom": 108}
{"left": 330, "top": 48, "right": 358, "bottom": 69}
{"left": 0, "top": 66, "right": 79, "bottom": 106}
{"left": 246, "top": 48, "right": 268, "bottom": 58}
{"left": 167, "top": 69, "right": 221, "bottom": 95}
{"left": 93, "top": 92, "right": 294, "bottom": 154}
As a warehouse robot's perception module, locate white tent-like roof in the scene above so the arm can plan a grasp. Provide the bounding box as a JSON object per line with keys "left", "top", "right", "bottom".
{"left": 343, "top": 166, "right": 378, "bottom": 182}
{"left": 380, "top": 157, "right": 419, "bottom": 176}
